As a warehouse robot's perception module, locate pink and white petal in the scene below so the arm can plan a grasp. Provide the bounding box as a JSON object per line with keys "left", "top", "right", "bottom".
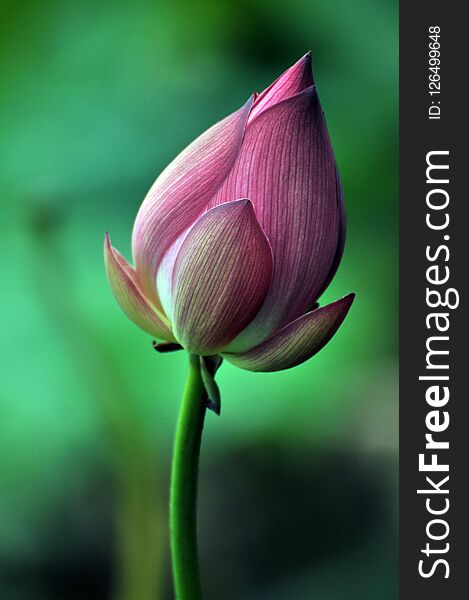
{"left": 104, "top": 234, "right": 174, "bottom": 341}
{"left": 223, "top": 293, "right": 354, "bottom": 372}
{"left": 156, "top": 230, "right": 189, "bottom": 323}
{"left": 131, "top": 96, "right": 254, "bottom": 305}
{"left": 211, "top": 86, "right": 341, "bottom": 350}
{"left": 248, "top": 52, "right": 314, "bottom": 123}
{"left": 171, "top": 200, "right": 273, "bottom": 355}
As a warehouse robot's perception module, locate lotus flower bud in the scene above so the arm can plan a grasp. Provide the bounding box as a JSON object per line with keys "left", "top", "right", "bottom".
{"left": 104, "top": 53, "right": 354, "bottom": 372}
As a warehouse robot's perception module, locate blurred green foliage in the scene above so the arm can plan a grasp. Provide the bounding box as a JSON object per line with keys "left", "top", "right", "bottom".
{"left": 0, "top": 0, "right": 397, "bottom": 598}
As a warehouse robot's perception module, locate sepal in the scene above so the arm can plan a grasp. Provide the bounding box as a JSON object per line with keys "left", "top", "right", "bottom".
{"left": 200, "top": 356, "right": 223, "bottom": 415}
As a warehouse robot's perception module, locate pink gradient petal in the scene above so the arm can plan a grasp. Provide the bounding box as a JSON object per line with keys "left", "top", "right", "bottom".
{"left": 171, "top": 200, "right": 273, "bottom": 355}
{"left": 248, "top": 52, "right": 314, "bottom": 123}
{"left": 313, "top": 165, "right": 346, "bottom": 303}
{"left": 211, "top": 86, "right": 341, "bottom": 351}
{"left": 155, "top": 231, "right": 189, "bottom": 322}
{"left": 104, "top": 233, "right": 174, "bottom": 341}
{"left": 223, "top": 293, "right": 354, "bottom": 372}
{"left": 131, "top": 96, "right": 253, "bottom": 306}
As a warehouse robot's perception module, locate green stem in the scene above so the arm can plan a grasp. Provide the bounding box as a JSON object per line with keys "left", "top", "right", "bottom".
{"left": 170, "top": 354, "right": 207, "bottom": 600}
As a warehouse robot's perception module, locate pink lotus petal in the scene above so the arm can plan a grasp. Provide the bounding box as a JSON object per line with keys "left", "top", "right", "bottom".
{"left": 211, "top": 86, "right": 341, "bottom": 351}
{"left": 223, "top": 293, "right": 354, "bottom": 372}
{"left": 155, "top": 231, "right": 189, "bottom": 323}
{"left": 104, "top": 233, "right": 174, "bottom": 341}
{"left": 171, "top": 200, "right": 273, "bottom": 355}
{"left": 131, "top": 96, "right": 253, "bottom": 306}
{"left": 248, "top": 52, "right": 313, "bottom": 123}
{"left": 312, "top": 165, "right": 346, "bottom": 304}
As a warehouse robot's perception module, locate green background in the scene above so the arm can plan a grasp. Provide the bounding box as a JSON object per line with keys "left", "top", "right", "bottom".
{"left": 0, "top": 0, "right": 398, "bottom": 598}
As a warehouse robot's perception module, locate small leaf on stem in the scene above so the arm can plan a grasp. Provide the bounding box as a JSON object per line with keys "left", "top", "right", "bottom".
{"left": 200, "top": 356, "right": 223, "bottom": 415}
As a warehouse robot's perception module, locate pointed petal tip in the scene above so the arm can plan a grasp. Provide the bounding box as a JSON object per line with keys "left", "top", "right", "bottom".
{"left": 248, "top": 52, "right": 315, "bottom": 122}
{"left": 104, "top": 235, "right": 174, "bottom": 341}
{"left": 285, "top": 51, "right": 313, "bottom": 78}
{"left": 341, "top": 292, "right": 356, "bottom": 312}
{"left": 321, "top": 292, "right": 355, "bottom": 320}
{"left": 230, "top": 197, "right": 254, "bottom": 213}
{"left": 223, "top": 292, "right": 355, "bottom": 373}
{"left": 298, "top": 51, "right": 314, "bottom": 80}
{"left": 104, "top": 232, "right": 112, "bottom": 255}
{"left": 213, "top": 198, "right": 261, "bottom": 224}
{"left": 342, "top": 291, "right": 356, "bottom": 306}
{"left": 104, "top": 232, "right": 113, "bottom": 260}
{"left": 231, "top": 197, "right": 250, "bottom": 207}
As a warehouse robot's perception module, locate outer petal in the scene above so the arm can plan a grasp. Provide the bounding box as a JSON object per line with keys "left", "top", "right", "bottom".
{"left": 211, "top": 86, "right": 341, "bottom": 351}
{"left": 223, "top": 293, "right": 354, "bottom": 372}
{"left": 311, "top": 165, "right": 346, "bottom": 304}
{"left": 171, "top": 200, "right": 273, "bottom": 355}
{"left": 249, "top": 52, "right": 314, "bottom": 123}
{"left": 104, "top": 234, "right": 174, "bottom": 341}
{"left": 132, "top": 96, "right": 253, "bottom": 305}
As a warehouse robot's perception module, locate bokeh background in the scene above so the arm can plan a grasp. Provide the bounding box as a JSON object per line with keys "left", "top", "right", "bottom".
{"left": 0, "top": 0, "right": 398, "bottom": 598}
